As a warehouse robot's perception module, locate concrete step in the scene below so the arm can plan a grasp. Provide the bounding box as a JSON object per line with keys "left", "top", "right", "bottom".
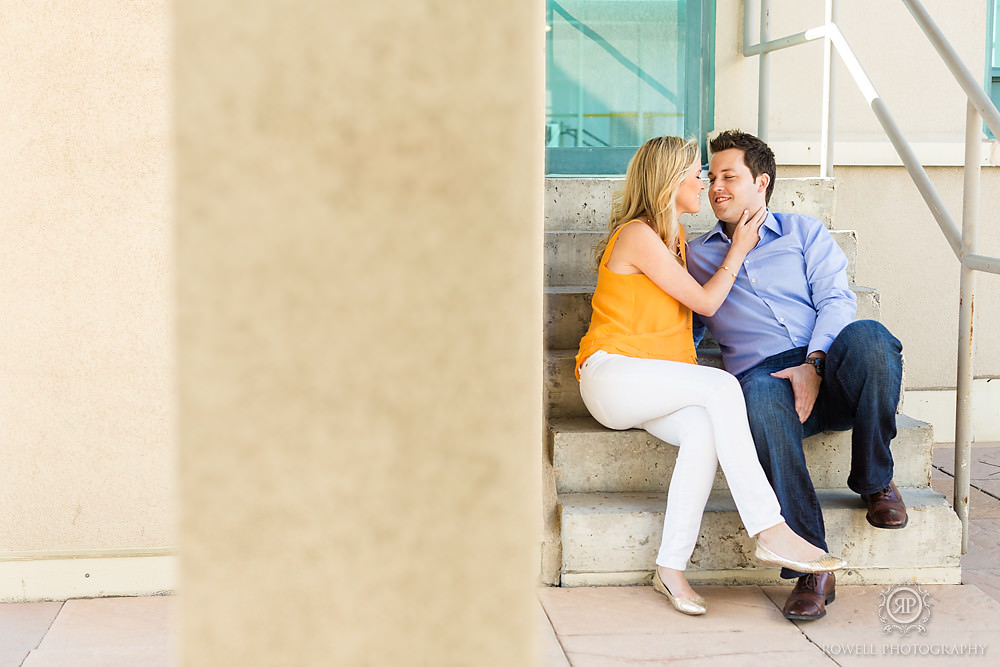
{"left": 558, "top": 486, "right": 962, "bottom": 586}
{"left": 544, "top": 229, "right": 857, "bottom": 287}
{"left": 549, "top": 414, "right": 932, "bottom": 494}
{"left": 544, "top": 284, "right": 880, "bottom": 350}
{"left": 544, "top": 348, "right": 727, "bottom": 419}
{"left": 545, "top": 345, "right": 905, "bottom": 420}
{"left": 545, "top": 177, "right": 836, "bottom": 233}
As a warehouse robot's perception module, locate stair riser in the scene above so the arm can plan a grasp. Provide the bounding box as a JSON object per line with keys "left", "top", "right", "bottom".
{"left": 547, "top": 345, "right": 904, "bottom": 420}
{"left": 545, "top": 177, "right": 836, "bottom": 232}
{"left": 551, "top": 415, "right": 932, "bottom": 494}
{"left": 545, "top": 285, "right": 879, "bottom": 350}
{"left": 559, "top": 488, "right": 961, "bottom": 586}
{"left": 544, "top": 350, "right": 724, "bottom": 419}
{"left": 545, "top": 229, "right": 857, "bottom": 287}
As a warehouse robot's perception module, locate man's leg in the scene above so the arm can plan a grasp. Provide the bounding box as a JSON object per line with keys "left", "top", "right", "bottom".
{"left": 823, "top": 320, "right": 902, "bottom": 496}
{"left": 822, "top": 319, "right": 905, "bottom": 527}
{"left": 738, "top": 348, "right": 828, "bottom": 579}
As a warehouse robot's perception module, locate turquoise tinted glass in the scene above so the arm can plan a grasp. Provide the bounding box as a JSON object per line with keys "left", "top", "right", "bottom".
{"left": 545, "top": 0, "right": 713, "bottom": 174}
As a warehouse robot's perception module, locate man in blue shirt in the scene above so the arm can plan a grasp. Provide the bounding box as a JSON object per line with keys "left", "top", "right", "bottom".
{"left": 687, "top": 130, "right": 906, "bottom": 621}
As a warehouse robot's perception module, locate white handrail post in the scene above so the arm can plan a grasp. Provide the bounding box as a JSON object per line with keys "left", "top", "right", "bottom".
{"left": 819, "top": 0, "right": 837, "bottom": 177}
{"left": 955, "top": 100, "right": 980, "bottom": 554}
{"left": 758, "top": 0, "right": 771, "bottom": 139}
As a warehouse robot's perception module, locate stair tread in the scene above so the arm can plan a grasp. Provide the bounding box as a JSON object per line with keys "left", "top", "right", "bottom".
{"left": 559, "top": 485, "right": 949, "bottom": 513}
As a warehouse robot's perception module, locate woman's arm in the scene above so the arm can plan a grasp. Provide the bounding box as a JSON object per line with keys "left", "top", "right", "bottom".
{"left": 611, "top": 208, "right": 765, "bottom": 316}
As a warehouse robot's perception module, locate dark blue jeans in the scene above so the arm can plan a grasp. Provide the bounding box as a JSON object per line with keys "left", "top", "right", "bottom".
{"left": 735, "top": 320, "right": 903, "bottom": 579}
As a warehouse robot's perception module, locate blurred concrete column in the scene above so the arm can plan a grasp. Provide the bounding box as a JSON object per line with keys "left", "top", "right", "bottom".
{"left": 175, "top": 1, "right": 544, "bottom": 665}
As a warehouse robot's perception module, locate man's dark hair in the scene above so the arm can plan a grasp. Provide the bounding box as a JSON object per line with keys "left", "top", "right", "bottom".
{"left": 709, "top": 130, "right": 776, "bottom": 205}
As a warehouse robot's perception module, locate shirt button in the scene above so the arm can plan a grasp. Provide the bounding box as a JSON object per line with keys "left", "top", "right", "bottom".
{"left": 779, "top": 317, "right": 785, "bottom": 323}
{"left": 751, "top": 278, "right": 757, "bottom": 284}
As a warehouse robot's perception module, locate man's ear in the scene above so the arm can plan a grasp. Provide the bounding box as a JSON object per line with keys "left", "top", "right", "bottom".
{"left": 756, "top": 173, "right": 771, "bottom": 194}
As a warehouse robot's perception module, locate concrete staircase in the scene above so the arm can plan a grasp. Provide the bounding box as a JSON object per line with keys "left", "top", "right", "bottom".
{"left": 541, "top": 177, "right": 963, "bottom": 587}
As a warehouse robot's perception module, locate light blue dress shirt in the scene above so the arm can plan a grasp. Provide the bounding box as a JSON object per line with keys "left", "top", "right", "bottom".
{"left": 686, "top": 211, "right": 857, "bottom": 376}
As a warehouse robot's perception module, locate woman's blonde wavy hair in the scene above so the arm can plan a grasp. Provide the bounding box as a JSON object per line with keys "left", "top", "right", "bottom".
{"left": 593, "top": 136, "right": 700, "bottom": 267}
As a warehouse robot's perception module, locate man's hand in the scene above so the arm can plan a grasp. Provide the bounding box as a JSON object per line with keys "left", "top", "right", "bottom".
{"left": 770, "top": 363, "right": 822, "bottom": 423}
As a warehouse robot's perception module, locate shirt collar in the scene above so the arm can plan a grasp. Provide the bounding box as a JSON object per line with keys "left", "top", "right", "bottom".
{"left": 704, "top": 210, "right": 780, "bottom": 243}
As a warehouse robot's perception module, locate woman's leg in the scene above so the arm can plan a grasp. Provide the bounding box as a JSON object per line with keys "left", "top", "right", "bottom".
{"left": 639, "top": 406, "right": 718, "bottom": 571}
{"left": 580, "top": 354, "right": 724, "bottom": 585}
{"left": 583, "top": 353, "right": 785, "bottom": 533}
{"left": 580, "top": 352, "right": 829, "bottom": 565}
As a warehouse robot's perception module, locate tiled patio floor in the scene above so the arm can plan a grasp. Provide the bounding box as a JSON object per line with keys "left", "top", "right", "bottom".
{"left": 0, "top": 596, "right": 175, "bottom": 667}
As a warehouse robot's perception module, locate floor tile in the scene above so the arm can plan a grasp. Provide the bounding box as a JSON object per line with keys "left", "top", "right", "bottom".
{"left": 537, "top": 600, "right": 570, "bottom": 667}
{"left": 559, "top": 631, "right": 829, "bottom": 666}
{"left": 763, "top": 584, "right": 1000, "bottom": 666}
{"left": 23, "top": 646, "right": 174, "bottom": 667}
{"left": 933, "top": 446, "right": 1000, "bottom": 481}
{"left": 0, "top": 650, "right": 29, "bottom": 667}
{"left": 930, "top": 479, "right": 1000, "bottom": 518}
{"left": 962, "top": 519, "right": 1000, "bottom": 572}
{"left": 0, "top": 602, "right": 62, "bottom": 653}
{"left": 539, "top": 585, "right": 789, "bottom": 637}
{"left": 974, "top": 480, "right": 1000, "bottom": 499}
{"left": 932, "top": 465, "right": 951, "bottom": 480}
{"left": 38, "top": 596, "right": 176, "bottom": 650}
{"left": 961, "top": 571, "right": 1000, "bottom": 606}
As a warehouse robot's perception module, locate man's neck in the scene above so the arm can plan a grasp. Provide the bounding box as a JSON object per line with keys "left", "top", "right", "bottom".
{"left": 721, "top": 207, "right": 768, "bottom": 239}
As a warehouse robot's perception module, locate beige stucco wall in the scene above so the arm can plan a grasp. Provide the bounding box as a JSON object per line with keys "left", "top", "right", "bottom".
{"left": 0, "top": 3, "right": 174, "bottom": 554}
{"left": 714, "top": 0, "right": 1000, "bottom": 388}
{"left": 176, "top": 2, "right": 542, "bottom": 666}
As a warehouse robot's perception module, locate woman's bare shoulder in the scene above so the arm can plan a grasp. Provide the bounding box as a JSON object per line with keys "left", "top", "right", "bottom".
{"left": 617, "top": 218, "right": 658, "bottom": 243}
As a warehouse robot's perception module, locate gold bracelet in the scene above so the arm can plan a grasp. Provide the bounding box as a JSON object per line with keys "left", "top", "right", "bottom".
{"left": 717, "top": 264, "right": 738, "bottom": 279}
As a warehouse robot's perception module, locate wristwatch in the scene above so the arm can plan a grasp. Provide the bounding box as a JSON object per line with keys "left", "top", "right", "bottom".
{"left": 805, "top": 356, "right": 825, "bottom": 377}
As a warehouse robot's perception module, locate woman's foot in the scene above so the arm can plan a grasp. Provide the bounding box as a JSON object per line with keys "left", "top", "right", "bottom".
{"left": 757, "top": 523, "right": 826, "bottom": 562}
{"left": 755, "top": 523, "right": 845, "bottom": 573}
{"left": 652, "top": 566, "right": 706, "bottom": 615}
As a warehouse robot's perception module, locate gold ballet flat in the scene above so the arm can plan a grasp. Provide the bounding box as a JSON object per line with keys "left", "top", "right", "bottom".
{"left": 754, "top": 541, "right": 846, "bottom": 573}
{"left": 651, "top": 569, "right": 707, "bottom": 616}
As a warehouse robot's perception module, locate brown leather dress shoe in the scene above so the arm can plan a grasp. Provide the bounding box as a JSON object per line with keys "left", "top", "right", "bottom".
{"left": 862, "top": 480, "right": 908, "bottom": 528}
{"left": 783, "top": 572, "right": 836, "bottom": 621}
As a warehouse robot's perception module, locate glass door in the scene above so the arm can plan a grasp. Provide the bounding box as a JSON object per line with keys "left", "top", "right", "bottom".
{"left": 545, "top": 0, "right": 715, "bottom": 174}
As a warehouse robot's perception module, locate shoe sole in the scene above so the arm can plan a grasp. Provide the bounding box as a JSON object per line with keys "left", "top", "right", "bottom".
{"left": 866, "top": 514, "right": 909, "bottom": 529}
{"left": 783, "top": 591, "right": 835, "bottom": 621}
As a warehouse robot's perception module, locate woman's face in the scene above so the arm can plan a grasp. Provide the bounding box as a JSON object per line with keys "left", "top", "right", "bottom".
{"left": 674, "top": 161, "right": 705, "bottom": 217}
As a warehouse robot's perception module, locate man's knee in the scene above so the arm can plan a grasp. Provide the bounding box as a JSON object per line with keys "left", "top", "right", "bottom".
{"left": 830, "top": 320, "right": 902, "bottom": 381}
{"left": 834, "top": 320, "right": 901, "bottom": 357}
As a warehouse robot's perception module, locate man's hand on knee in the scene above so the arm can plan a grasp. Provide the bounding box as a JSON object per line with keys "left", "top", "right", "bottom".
{"left": 770, "top": 363, "right": 822, "bottom": 423}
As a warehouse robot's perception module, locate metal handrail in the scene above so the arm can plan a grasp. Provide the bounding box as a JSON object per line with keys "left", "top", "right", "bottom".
{"left": 743, "top": 0, "right": 1000, "bottom": 552}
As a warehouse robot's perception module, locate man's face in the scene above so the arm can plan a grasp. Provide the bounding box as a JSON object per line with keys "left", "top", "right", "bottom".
{"left": 707, "top": 148, "right": 769, "bottom": 223}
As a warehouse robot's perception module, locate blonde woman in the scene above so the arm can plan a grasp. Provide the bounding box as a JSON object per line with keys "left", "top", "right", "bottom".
{"left": 575, "top": 136, "right": 844, "bottom": 616}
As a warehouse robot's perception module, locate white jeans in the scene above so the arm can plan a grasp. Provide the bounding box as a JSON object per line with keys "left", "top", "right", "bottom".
{"left": 578, "top": 350, "right": 784, "bottom": 570}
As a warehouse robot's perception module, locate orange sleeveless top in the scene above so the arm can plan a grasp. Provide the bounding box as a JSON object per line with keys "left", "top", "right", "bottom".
{"left": 575, "top": 220, "right": 697, "bottom": 379}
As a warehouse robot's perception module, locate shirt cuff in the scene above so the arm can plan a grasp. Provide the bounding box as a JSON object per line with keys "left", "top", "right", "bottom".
{"left": 807, "top": 332, "right": 836, "bottom": 357}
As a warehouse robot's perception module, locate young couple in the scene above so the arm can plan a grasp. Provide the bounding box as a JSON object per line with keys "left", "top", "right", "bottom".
{"left": 575, "top": 131, "right": 905, "bottom": 620}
